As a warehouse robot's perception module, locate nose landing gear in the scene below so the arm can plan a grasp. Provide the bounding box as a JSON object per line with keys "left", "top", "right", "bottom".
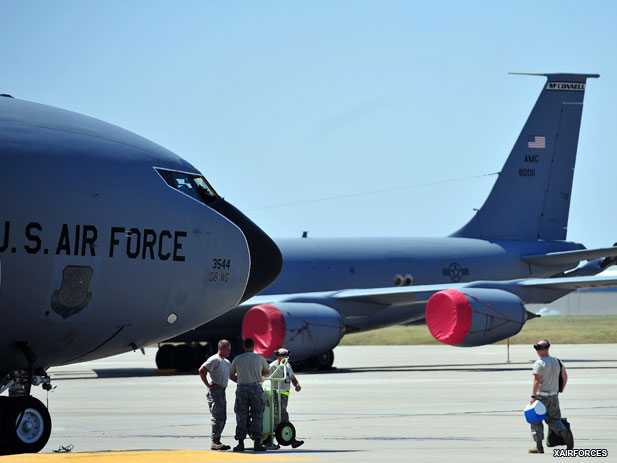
{"left": 0, "top": 372, "right": 52, "bottom": 455}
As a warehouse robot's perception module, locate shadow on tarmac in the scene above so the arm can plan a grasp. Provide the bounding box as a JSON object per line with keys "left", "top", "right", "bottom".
{"left": 311, "top": 358, "right": 617, "bottom": 374}
{"left": 48, "top": 357, "right": 617, "bottom": 380}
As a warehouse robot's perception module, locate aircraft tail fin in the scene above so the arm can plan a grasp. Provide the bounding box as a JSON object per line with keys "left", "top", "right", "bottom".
{"left": 452, "top": 73, "right": 598, "bottom": 241}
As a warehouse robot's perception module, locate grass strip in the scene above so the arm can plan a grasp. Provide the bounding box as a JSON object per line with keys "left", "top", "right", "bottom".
{"left": 339, "top": 315, "right": 617, "bottom": 345}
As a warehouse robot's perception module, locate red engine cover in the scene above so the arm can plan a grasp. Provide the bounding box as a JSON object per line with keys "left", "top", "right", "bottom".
{"left": 425, "top": 288, "right": 526, "bottom": 347}
{"left": 242, "top": 304, "right": 287, "bottom": 358}
{"left": 425, "top": 289, "right": 473, "bottom": 345}
{"left": 242, "top": 302, "right": 345, "bottom": 360}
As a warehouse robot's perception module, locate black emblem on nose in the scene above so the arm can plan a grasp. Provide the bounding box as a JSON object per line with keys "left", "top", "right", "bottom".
{"left": 51, "top": 265, "right": 94, "bottom": 319}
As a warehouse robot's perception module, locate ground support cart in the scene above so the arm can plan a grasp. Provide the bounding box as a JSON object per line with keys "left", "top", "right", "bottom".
{"left": 261, "top": 358, "right": 296, "bottom": 449}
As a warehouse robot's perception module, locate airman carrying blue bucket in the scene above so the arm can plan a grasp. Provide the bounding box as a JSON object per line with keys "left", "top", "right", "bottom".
{"left": 524, "top": 400, "right": 547, "bottom": 424}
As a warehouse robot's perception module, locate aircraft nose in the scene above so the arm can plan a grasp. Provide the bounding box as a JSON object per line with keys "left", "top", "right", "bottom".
{"left": 209, "top": 198, "right": 282, "bottom": 302}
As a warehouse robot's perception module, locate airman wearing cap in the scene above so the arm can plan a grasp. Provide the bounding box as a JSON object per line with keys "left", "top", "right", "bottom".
{"left": 269, "top": 348, "right": 304, "bottom": 448}
{"left": 528, "top": 339, "right": 573, "bottom": 454}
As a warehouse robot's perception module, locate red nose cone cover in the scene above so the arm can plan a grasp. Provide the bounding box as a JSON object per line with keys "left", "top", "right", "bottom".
{"left": 242, "top": 304, "right": 287, "bottom": 358}
{"left": 425, "top": 289, "right": 472, "bottom": 345}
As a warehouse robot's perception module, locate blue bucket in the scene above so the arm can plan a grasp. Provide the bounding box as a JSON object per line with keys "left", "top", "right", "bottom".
{"left": 524, "top": 400, "right": 547, "bottom": 423}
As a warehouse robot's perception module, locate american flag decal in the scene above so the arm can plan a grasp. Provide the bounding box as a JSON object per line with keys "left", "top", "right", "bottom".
{"left": 528, "top": 135, "right": 546, "bottom": 149}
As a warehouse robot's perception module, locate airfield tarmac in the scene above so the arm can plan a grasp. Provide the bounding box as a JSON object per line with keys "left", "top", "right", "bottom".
{"left": 4, "top": 344, "right": 615, "bottom": 462}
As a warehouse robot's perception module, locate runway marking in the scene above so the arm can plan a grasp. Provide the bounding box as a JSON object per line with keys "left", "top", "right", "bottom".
{"left": 0, "top": 449, "right": 323, "bottom": 462}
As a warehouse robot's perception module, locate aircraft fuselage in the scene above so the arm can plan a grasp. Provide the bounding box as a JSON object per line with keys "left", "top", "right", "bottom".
{"left": 171, "top": 236, "right": 583, "bottom": 341}
{"left": 271, "top": 237, "right": 582, "bottom": 293}
{"left": 0, "top": 96, "right": 280, "bottom": 371}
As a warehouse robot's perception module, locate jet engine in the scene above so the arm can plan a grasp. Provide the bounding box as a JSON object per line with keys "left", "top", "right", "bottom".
{"left": 425, "top": 288, "right": 527, "bottom": 346}
{"left": 242, "top": 302, "right": 345, "bottom": 362}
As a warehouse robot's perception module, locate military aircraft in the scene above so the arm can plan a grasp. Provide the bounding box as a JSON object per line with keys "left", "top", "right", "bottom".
{"left": 0, "top": 95, "right": 282, "bottom": 454}
{"left": 156, "top": 73, "right": 617, "bottom": 371}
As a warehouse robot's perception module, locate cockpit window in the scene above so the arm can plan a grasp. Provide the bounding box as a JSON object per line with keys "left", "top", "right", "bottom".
{"left": 156, "top": 168, "right": 219, "bottom": 205}
{"left": 192, "top": 176, "right": 218, "bottom": 198}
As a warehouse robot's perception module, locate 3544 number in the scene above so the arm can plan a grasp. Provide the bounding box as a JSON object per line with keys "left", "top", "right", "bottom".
{"left": 212, "top": 258, "right": 231, "bottom": 270}
{"left": 209, "top": 258, "right": 231, "bottom": 283}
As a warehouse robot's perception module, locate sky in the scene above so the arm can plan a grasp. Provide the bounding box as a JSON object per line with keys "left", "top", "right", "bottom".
{"left": 3, "top": 1, "right": 617, "bottom": 249}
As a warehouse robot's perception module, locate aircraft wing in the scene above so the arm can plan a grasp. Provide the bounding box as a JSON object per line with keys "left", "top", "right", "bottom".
{"left": 338, "top": 274, "right": 617, "bottom": 305}
{"left": 237, "top": 273, "right": 617, "bottom": 358}
{"left": 240, "top": 276, "right": 617, "bottom": 317}
{"left": 521, "top": 246, "right": 617, "bottom": 266}
{"left": 244, "top": 273, "right": 617, "bottom": 309}
{"left": 515, "top": 274, "right": 617, "bottom": 290}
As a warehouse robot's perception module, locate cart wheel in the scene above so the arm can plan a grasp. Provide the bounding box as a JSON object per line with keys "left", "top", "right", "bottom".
{"left": 275, "top": 421, "right": 296, "bottom": 446}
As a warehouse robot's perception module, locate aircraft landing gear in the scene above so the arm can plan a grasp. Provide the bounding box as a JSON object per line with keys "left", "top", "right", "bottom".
{"left": 290, "top": 350, "right": 335, "bottom": 371}
{"left": 311, "top": 350, "right": 334, "bottom": 370}
{"left": 0, "top": 371, "right": 52, "bottom": 455}
{"left": 155, "top": 342, "right": 212, "bottom": 372}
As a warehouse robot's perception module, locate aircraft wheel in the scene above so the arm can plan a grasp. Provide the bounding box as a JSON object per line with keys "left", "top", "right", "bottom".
{"left": 155, "top": 344, "right": 177, "bottom": 369}
{"left": 191, "top": 343, "right": 207, "bottom": 370}
{"left": 203, "top": 341, "right": 215, "bottom": 358}
{"left": 174, "top": 344, "right": 195, "bottom": 372}
{"left": 289, "top": 359, "right": 309, "bottom": 371}
{"left": 275, "top": 421, "right": 296, "bottom": 446}
{"left": 311, "top": 350, "right": 334, "bottom": 370}
{"left": 0, "top": 396, "right": 51, "bottom": 454}
{"left": 0, "top": 396, "right": 9, "bottom": 453}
